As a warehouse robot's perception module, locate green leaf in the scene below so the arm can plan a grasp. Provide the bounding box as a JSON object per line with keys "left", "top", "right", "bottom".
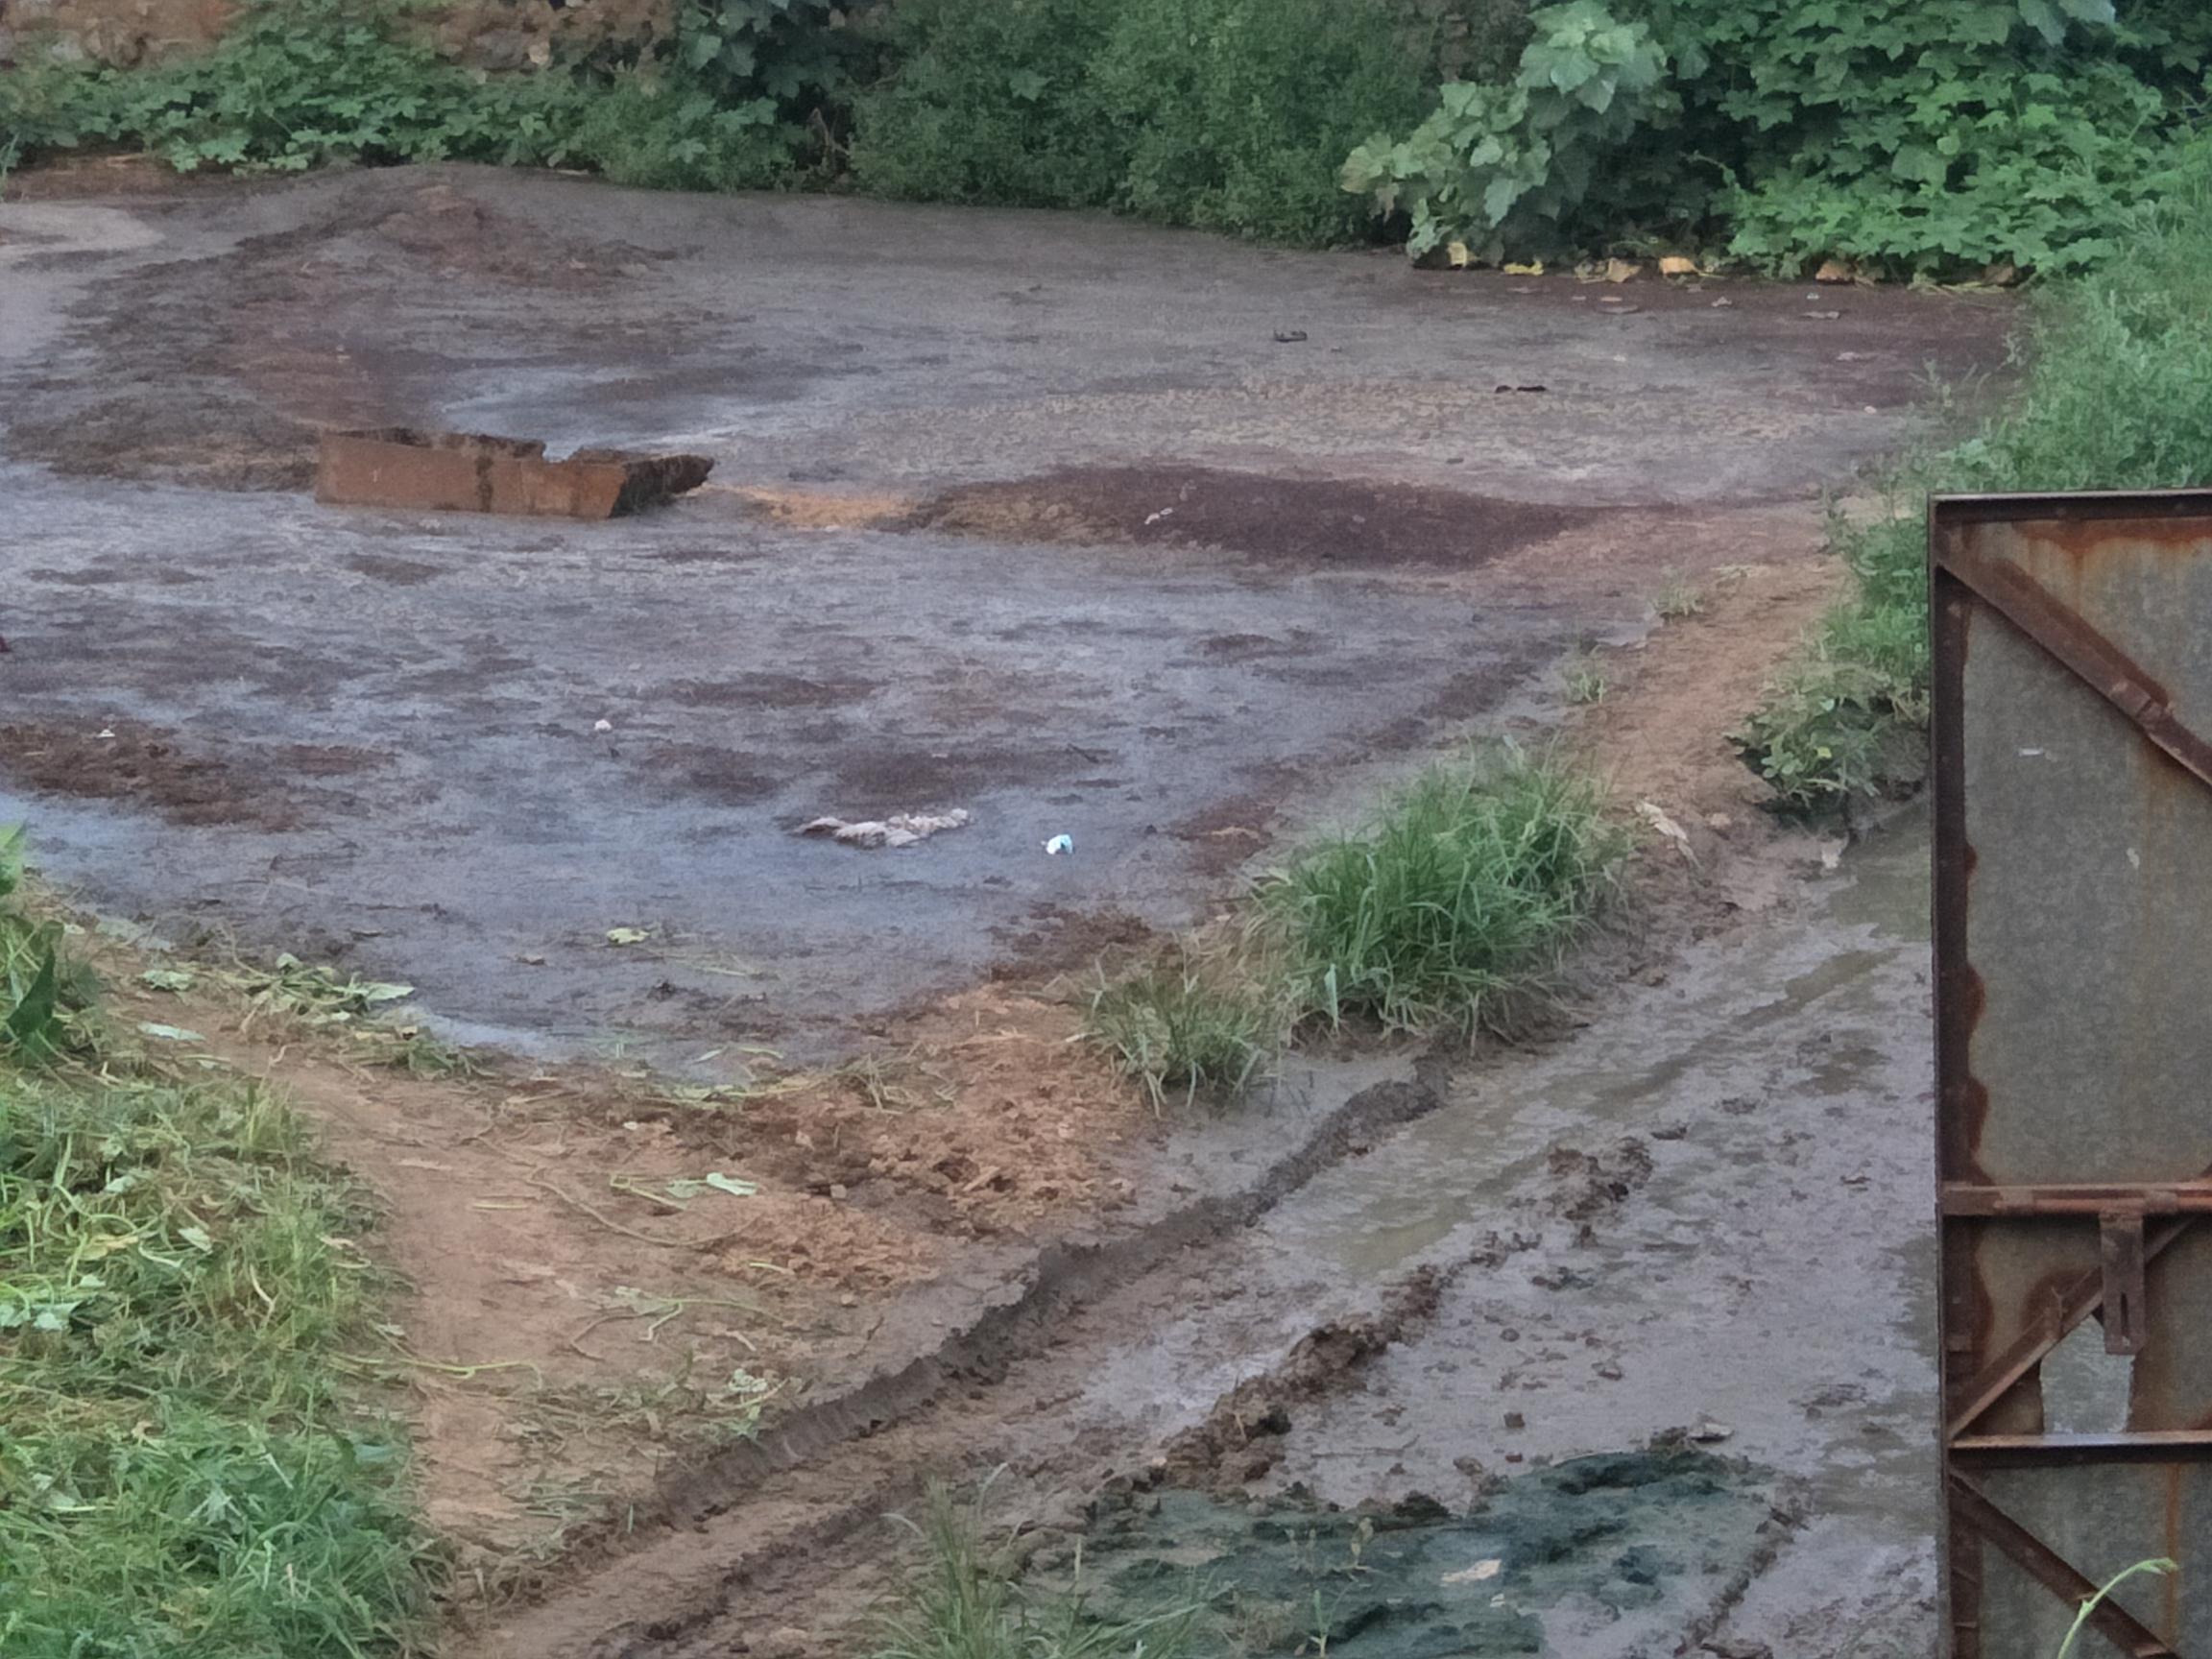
{"left": 0, "top": 824, "right": 25, "bottom": 900}
{"left": 3, "top": 947, "right": 60, "bottom": 1055}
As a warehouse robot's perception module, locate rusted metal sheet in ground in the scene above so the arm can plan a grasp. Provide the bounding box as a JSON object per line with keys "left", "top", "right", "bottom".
{"left": 1933, "top": 490, "right": 2212, "bottom": 1658}
{"left": 314, "top": 429, "right": 713, "bottom": 519}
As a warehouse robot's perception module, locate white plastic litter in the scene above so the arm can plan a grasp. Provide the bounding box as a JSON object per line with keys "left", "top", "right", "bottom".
{"left": 800, "top": 809, "right": 972, "bottom": 850}
{"left": 593, "top": 718, "right": 613, "bottom": 733}
{"left": 1044, "top": 833, "right": 1073, "bottom": 856}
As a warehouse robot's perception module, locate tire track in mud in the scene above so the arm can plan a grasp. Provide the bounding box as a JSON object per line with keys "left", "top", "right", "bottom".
{"left": 467, "top": 1074, "right": 1673, "bottom": 1658}
{"left": 462, "top": 1070, "right": 1453, "bottom": 1655}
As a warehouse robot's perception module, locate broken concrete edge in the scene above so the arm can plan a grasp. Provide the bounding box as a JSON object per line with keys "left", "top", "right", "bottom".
{"left": 313, "top": 428, "right": 712, "bottom": 520}
{"left": 455, "top": 1059, "right": 1444, "bottom": 1625}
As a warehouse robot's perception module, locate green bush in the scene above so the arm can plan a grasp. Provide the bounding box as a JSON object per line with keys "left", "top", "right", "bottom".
{"left": 1260, "top": 748, "right": 1626, "bottom": 1034}
{"left": 1346, "top": 0, "right": 2212, "bottom": 275}
{"left": 1342, "top": 1, "right": 1670, "bottom": 262}
{"left": 0, "top": 0, "right": 576, "bottom": 173}
{"left": 0, "top": 0, "right": 851, "bottom": 188}
{"left": 1089, "top": 0, "right": 1439, "bottom": 242}
{"left": 849, "top": 0, "right": 1126, "bottom": 208}
{"left": 853, "top": 0, "right": 1445, "bottom": 241}
{"left": 1739, "top": 156, "right": 2212, "bottom": 808}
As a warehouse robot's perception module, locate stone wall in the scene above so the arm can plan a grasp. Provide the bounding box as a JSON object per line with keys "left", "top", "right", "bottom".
{"left": 0, "top": 0, "right": 672, "bottom": 70}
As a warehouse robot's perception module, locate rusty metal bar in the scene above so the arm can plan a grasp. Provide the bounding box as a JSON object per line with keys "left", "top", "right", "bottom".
{"left": 1952, "top": 1431, "right": 2212, "bottom": 1466}
{"left": 1948, "top": 1475, "right": 2178, "bottom": 1657}
{"left": 1936, "top": 541, "right": 2212, "bottom": 792}
{"left": 2102, "top": 1211, "right": 2152, "bottom": 1355}
{"left": 1942, "top": 1185, "right": 2205, "bottom": 1216}
{"left": 1929, "top": 489, "right": 2212, "bottom": 526}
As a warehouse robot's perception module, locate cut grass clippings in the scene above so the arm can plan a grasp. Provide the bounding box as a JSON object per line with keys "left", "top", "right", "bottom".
{"left": 1258, "top": 747, "right": 1627, "bottom": 1038}
{"left": 1738, "top": 161, "right": 2212, "bottom": 812}
{"left": 0, "top": 852, "right": 433, "bottom": 1657}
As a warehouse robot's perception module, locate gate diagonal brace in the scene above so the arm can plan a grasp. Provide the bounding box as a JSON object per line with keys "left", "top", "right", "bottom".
{"left": 1946, "top": 1215, "right": 2193, "bottom": 1440}
{"left": 1938, "top": 541, "right": 2212, "bottom": 793}
{"left": 1949, "top": 1474, "right": 2177, "bottom": 1659}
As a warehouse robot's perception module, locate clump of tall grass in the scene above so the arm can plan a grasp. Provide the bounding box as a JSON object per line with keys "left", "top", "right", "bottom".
{"left": 1083, "top": 947, "right": 1285, "bottom": 1110}
{"left": 1258, "top": 748, "right": 1627, "bottom": 1036}
{"left": 868, "top": 1479, "right": 1198, "bottom": 1659}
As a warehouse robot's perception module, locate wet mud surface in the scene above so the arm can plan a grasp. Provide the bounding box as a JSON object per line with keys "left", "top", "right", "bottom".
{"left": 4, "top": 166, "right": 1959, "bottom": 1656}
{"left": 0, "top": 167, "right": 2005, "bottom": 1060}
{"left": 1066, "top": 1453, "right": 1786, "bottom": 1659}
{"left": 469, "top": 820, "right": 1938, "bottom": 1659}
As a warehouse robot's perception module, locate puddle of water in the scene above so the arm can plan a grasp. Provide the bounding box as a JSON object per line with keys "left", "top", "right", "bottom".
{"left": 1063, "top": 1450, "right": 1779, "bottom": 1659}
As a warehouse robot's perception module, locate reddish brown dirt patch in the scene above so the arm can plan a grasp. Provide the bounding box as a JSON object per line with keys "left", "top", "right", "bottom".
{"left": 1574, "top": 562, "right": 1840, "bottom": 827}
{"left": 0, "top": 720, "right": 384, "bottom": 829}
{"left": 1168, "top": 784, "right": 1292, "bottom": 878}
{"left": 2, "top": 154, "right": 222, "bottom": 201}
{"left": 827, "top": 741, "right": 1091, "bottom": 817}
{"left": 991, "top": 903, "right": 1158, "bottom": 979}
{"left": 720, "top": 988, "right": 1144, "bottom": 1238}
{"left": 69, "top": 923, "right": 1145, "bottom": 1589}
{"left": 910, "top": 466, "right": 1607, "bottom": 567}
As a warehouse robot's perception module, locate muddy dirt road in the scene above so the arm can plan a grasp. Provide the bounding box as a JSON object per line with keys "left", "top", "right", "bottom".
{"left": 1, "top": 165, "right": 2001, "bottom": 1064}
{"left": 473, "top": 815, "right": 1937, "bottom": 1659}
{"left": 3, "top": 163, "right": 1980, "bottom": 1656}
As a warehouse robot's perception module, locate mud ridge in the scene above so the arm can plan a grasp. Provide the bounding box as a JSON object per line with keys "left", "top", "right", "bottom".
{"left": 482, "top": 1072, "right": 1448, "bottom": 1624}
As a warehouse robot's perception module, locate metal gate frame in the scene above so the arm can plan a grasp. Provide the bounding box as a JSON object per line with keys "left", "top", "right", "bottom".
{"left": 1934, "top": 491, "right": 2212, "bottom": 1658}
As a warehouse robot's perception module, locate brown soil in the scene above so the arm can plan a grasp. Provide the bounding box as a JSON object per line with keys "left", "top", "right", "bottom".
{"left": 1559, "top": 557, "right": 1843, "bottom": 899}
{"left": 0, "top": 719, "right": 385, "bottom": 830}
{"left": 657, "top": 674, "right": 875, "bottom": 711}
{"left": 72, "top": 928, "right": 1145, "bottom": 1583}
{"left": 2, "top": 153, "right": 223, "bottom": 201}
{"left": 909, "top": 466, "right": 1609, "bottom": 567}
{"left": 989, "top": 903, "right": 1158, "bottom": 980}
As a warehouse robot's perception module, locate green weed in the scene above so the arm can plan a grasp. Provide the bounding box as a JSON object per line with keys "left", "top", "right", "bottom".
{"left": 0, "top": 829, "right": 100, "bottom": 1062}
{"left": 0, "top": 1069, "right": 431, "bottom": 1655}
{"left": 1651, "top": 571, "right": 1704, "bottom": 620}
{"left": 867, "top": 1479, "right": 1199, "bottom": 1659}
{"left": 2056, "top": 1558, "right": 2177, "bottom": 1659}
{"left": 1345, "top": 0, "right": 2211, "bottom": 275}
{"left": 1258, "top": 747, "right": 1627, "bottom": 1036}
{"left": 0, "top": 837, "right": 430, "bottom": 1655}
{"left": 1083, "top": 949, "right": 1284, "bottom": 1110}
{"left": 1740, "top": 159, "right": 2212, "bottom": 810}
{"left": 1562, "top": 654, "right": 1608, "bottom": 705}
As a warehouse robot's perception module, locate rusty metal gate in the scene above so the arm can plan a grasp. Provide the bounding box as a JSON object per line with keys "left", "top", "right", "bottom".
{"left": 1934, "top": 491, "right": 2212, "bottom": 1657}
